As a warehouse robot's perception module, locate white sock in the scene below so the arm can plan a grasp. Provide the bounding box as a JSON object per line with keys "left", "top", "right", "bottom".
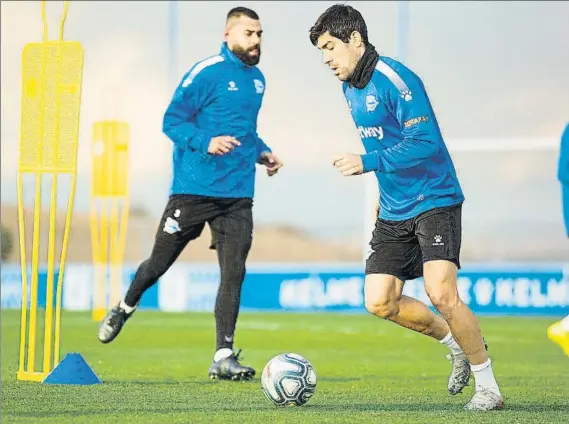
{"left": 439, "top": 332, "right": 464, "bottom": 356}
{"left": 471, "top": 359, "right": 501, "bottom": 397}
{"left": 561, "top": 315, "right": 569, "bottom": 331}
{"left": 214, "top": 348, "right": 233, "bottom": 363}
{"left": 120, "top": 300, "right": 136, "bottom": 314}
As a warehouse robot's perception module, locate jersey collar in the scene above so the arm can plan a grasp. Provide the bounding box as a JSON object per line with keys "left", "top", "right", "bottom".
{"left": 220, "top": 42, "right": 248, "bottom": 67}
{"left": 346, "top": 43, "right": 379, "bottom": 89}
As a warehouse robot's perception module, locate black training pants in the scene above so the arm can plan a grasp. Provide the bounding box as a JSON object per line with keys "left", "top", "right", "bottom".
{"left": 123, "top": 194, "right": 253, "bottom": 351}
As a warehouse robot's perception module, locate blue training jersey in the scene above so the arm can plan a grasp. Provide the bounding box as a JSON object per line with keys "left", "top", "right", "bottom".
{"left": 343, "top": 56, "right": 464, "bottom": 221}
{"left": 559, "top": 122, "right": 569, "bottom": 237}
{"left": 163, "top": 42, "right": 271, "bottom": 199}
{"left": 559, "top": 122, "right": 569, "bottom": 185}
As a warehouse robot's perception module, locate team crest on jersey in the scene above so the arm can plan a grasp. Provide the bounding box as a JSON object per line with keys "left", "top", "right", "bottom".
{"left": 365, "top": 95, "right": 379, "bottom": 112}
{"left": 253, "top": 79, "right": 264, "bottom": 94}
{"left": 400, "top": 89, "right": 413, "bottom": 102}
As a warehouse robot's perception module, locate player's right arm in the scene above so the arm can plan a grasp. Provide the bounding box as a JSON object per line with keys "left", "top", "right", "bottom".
{"left": 163, "top": 66, "right": 240, "bottom": 155}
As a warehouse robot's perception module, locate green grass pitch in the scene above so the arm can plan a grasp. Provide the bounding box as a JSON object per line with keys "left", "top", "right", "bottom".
{"left": 2, "top": 310, "right": 568, "bottom": 423}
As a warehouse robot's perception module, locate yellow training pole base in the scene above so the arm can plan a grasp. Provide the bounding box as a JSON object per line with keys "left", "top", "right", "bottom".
{"left": 17, "top": 371, "right": 47, "bottom": 383}
{"left": 92, "top": 308, "right": 107, "bottom": 322}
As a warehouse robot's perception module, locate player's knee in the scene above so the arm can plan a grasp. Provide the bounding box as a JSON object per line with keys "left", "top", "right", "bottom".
{"left": 221, "top": 265, "right": 246, "bottom": 284}
{"left": 140, "top": 258, "right": 169, "bottom": 282}
{"left": 218, "top": 242, "right": 250, "bottom": 283}
{"left": 425, "top": 283, "right": 461, "bottom": 318}
{"left": 424, "top": 260, "right": 461, "bottom": 314}
{"left": 365, "top": 297, "right": 400, "bottom": 319}
{"left": 364, "top": 274, "right": 402, "bottom": 319}
{"left": 427, "top": 288, "right": 459, "bottom": 312}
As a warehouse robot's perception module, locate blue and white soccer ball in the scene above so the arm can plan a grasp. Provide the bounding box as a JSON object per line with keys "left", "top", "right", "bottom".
{"left": 261, "top": 353, "right": 317, "bottom": 407}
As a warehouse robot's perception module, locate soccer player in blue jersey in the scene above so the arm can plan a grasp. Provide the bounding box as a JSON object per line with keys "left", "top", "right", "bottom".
{"left": 547, "top": 122, "right": 569, "bottom": 356}
{"left": 309, "top": 4, "right": 502, "bottom": 411}
{"left": 98, "top": 7, "right": 283, "bottom": 381}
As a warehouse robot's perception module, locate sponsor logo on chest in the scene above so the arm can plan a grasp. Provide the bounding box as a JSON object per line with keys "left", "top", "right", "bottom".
{"left": 357, "top": 125, "right": 384, "bottom": 140}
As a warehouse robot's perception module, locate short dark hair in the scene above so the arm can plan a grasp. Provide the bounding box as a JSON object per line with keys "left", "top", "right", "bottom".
{"left": 227, "top": 6, "right": 259, "bottom": 21}
{"left": 309, "top": 4, "right": 368, "bottom": 46}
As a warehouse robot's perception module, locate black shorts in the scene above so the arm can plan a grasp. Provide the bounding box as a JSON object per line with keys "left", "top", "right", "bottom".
{"left": 157, "top": 194, "right": 253, "bottom": 253}
{"left": 365, "top": 204, "right": 462, "bottom": 281}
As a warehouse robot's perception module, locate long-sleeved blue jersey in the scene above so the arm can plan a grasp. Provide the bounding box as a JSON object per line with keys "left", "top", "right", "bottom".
{"left": 163, "top": 42, "right": 271, "bottom": 198}
{"left": 343, "top": 56, "right": 464, "bottom": 221}
{"left": 559, "top": 122, "right": 569, "bottom": 237}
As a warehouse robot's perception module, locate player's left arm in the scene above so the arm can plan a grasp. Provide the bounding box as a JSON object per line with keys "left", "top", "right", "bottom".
{"left": 256, "top": 133, "right": 283, "bottom": 176}
{"left": 255, "top": 134, "right": 272, "bottom": 162}
{"left": 361, "top": 79, "right": 439, "bottom": 173}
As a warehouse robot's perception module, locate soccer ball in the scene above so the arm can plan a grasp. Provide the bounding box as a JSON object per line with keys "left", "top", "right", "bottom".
{"left": 261, "top": 353, "right": 317, "bottom": 407}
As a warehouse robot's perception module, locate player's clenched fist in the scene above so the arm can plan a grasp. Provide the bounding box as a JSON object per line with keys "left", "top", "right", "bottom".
{"left": 208, "top": 136, "right": 241, "bottom": 155}
{"left": 333, "top": 153, "right": 364, "bottom": 176}
{"left": 259, "top": 151, "right": 283, "bottom": 176}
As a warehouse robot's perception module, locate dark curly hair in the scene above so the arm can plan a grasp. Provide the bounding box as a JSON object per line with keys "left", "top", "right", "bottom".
{"left": 309, "top": 4, "right": 368, "bottom": 46}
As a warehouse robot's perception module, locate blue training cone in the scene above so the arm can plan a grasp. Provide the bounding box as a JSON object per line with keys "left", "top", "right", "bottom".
{"left": 42, "top": 353, "right": 102, "bottom": 385}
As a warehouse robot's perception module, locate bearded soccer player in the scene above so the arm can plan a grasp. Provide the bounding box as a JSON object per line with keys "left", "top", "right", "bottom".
{"left": 547, "top": 122, "right": 569, "bottom": 356}
{"left": 98, "top": 7, "right": 283, "bottom": 381}
{"left": 309, "top": 4, "right": 502, "bottom": 411}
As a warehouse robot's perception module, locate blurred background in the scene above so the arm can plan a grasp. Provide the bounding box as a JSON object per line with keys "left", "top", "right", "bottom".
{"left": 1, "top": 0, "right": 568, "bottom": 266}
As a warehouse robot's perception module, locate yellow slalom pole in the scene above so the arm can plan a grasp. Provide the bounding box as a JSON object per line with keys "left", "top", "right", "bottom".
{"left": 26, "top": 0, "right": 50, "bottom": 370}
{"left": 44, "top": 2, "right": 69, "bottom": 371}
{"left": 91, "top": 121, "right": 130, "bottom": 320}
{"left": 17, "top": 0, "right": 84, "bottom": 382}
{"left": 116, "top": 196, "right": 130, "bottom": 306}
{"left": 109, "top": 196, "right": 120, "bottom": 307}
{"left": 17, "top": 173, "right": 29, "bottom": 377}
{"left": 54, "top": 169, "right": 78, "bottom": 365}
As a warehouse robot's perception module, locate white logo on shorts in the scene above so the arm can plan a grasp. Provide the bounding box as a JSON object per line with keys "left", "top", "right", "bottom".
{"left": 163, "top": 217, "right": 180, "bottom": 234}
{"left": 432, "top": 235, "right": 444, "bottom": 246}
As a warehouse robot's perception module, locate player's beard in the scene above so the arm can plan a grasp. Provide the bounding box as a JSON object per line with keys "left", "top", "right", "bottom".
{"left": 232, "top": 44, "right": 261, "bottom": 66}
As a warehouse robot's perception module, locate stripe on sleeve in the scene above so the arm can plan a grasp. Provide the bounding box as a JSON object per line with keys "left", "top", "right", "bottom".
{"left": 182, "top": 55, "right": 224, "bottom": 87}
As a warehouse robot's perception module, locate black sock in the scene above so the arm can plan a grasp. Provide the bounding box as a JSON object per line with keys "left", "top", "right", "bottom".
{"left": 214, "top": 275, "right": 244, "bottom": 351}
{"left": 214, "top": 243, "right": 247, "bottom": 352}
